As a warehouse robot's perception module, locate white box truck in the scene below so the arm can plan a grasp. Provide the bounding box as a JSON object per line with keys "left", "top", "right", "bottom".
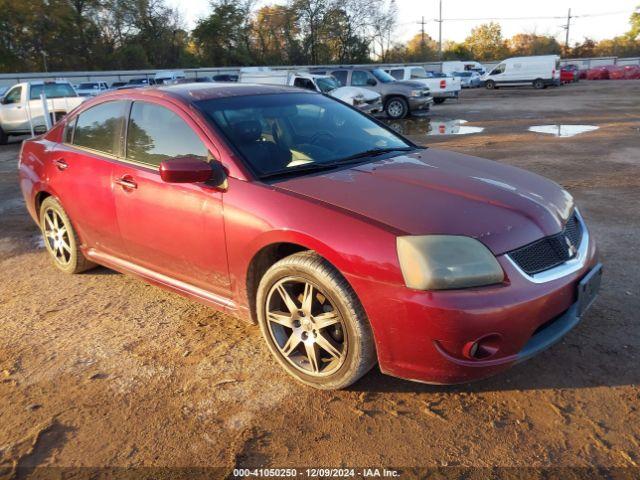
{"left": 482, "top": 55, "right": 561, "bottom": 90}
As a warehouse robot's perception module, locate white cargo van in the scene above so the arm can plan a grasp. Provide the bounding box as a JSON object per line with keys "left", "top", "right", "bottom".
{"left": 441, "top": 61, "right": 486, "bottom": 75}
{"left": 482, "top": 55, "right": 560, "bottom": 89}
{"left": 154, "top": 70, "right": 186, "bottom": 85}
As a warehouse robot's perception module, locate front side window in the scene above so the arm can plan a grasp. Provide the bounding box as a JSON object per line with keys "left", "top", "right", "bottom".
{"left": 73, "top": 101, "right": 127, "bottom": 155}
{"left": 389, "top": 69, "right": 404, "bottom": 80}
{"left": 351, "top": 70, "right": 370, "bottom": 86}
{"left": 197, "top": 93, "right": 412, "bottom": 178}
{"left": 491, "top": 64, "right": 506, "bottom": 75}
{"left": 410, "top": 68, "right": 427, "bottom": 79}
{"left": 126, "top": 102, "right": 208, "bottom": 167}
{"left": 293, "top": 77, "right": 316, "bottom": 91}
{"left": 315, "top": 77, "right": 340, "bottom": 93}
{"left": 30, "top": 83, "right": 78, "bottom": 100}
{"left": 4, "top": 86, "right": 22, "bottom": 104}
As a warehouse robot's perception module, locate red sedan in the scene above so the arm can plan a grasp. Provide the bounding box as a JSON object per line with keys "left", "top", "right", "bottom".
{"left": 18, "top": 84, "right": 602, "bottom": 389}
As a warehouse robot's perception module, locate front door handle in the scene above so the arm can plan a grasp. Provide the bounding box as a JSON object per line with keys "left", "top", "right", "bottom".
{"left": 54, "top": 159, "right": 68, "bottom": 171}
{"left": 114, "top": 177, "right": 137, "bottom": 190}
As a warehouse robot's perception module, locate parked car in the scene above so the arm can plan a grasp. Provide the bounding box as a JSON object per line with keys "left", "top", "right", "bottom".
{"left": 384, "top": 67, "right": 461, "bottom": 104}
{"left": 607, "top": 66, "right": 626, "bottom": 80}
{"left": 441, "top": 60, "right": 486, "bottom": 76}
{"left": 154, "top": 70, "right": 186, "bottom": 85}
{"left": 127, "top": 77, "right": 155, "bottom": 86}
{"left": 560, "top": 65, "right": 579, "bottom": 84}
{"left": 452, "top": 71, "right": 482, "bottom": 88}
{"left": 622, "top": 65, "right": 640, "bottom": 79}
{"left": 586, "top": 66, "right": 611, "bottom": 80}
{"left": 239, "top": 68, "right": 382, "bottom": 115}
{"left": 76, "top": 82, "right": 109, "bottom": 97}
{"left": 482, "top": 55, "right": 561, "bottom": 89}
{"left": 315, "top": 67, "right": 432, "bottom": 119}
{"left": 18, "top": 83, "right": 601, "bottom": 389}
{"left": 110, "top": 81, "right": 127, "bottom": 89}
{"left": 212, "top": 74, "right": 239, "bottom": 82}
{"left": 193, "top": 76, "right": 214, "bottom": 83}
{"left": 0, "top": 80, "right": 85, "bottom": 144}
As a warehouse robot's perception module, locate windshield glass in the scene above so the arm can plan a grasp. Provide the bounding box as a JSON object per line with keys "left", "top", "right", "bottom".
{"left": 197, "top": 93, "right": 411, "bottom": 179}
{"left": 371, "top": 69, "right": 395, "bottom": 83}
{"left": 316, "top": 77, "right": 340, "bottom": 93}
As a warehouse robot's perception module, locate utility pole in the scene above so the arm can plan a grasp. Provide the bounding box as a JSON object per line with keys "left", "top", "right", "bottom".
{"left": 564, "top": 8, "right": 572, "bottom": 49}
{"left": 437, "top": 0, "right": 443, "bottom": 58}
{"left": 420, "top": 16, "right": 426, "bottom": 45}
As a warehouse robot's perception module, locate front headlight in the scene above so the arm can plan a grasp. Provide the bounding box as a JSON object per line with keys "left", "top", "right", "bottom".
{"left": 396, "top": 235, "right": 504, "bottom": 290}
{"left": 410, "top": 90, "right": 423, "bottom": 97}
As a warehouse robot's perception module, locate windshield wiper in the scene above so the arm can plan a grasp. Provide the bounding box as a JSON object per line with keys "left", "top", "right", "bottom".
{"left": 259, "top": 147, "right": 414, "bottom": 180}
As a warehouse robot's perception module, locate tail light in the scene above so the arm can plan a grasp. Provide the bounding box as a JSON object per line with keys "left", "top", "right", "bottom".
{"left": 440, "top": 79, "right": 446, "bottom": 89}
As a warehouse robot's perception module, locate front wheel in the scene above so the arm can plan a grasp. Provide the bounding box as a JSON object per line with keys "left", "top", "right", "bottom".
{"left": 485, "top": 80, "right": 496, "bottom": 90}
{"left": 385, "top": 97, "right": 409, "bottom": 119}
{"left": 39, "top": 196, "right": 96, "bottom": 274}
{"left": 433, "top": 98, "right": 446, "bottom": 104}
{"left": 256, "top": 251, "right": 376, "bottom": 389}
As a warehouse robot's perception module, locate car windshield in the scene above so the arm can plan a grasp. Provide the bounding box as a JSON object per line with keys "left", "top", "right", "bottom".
{"left": 315, "top": 77, "right": 340, "bottom": 93}
{"left": 197, "top": 93, "right": 412, "bottom": 179}
{"left": 371, "top": 69, "right": 395, "bottom": 83}
{"left": 78, "top": 83, "right": 98, "bottom": 89}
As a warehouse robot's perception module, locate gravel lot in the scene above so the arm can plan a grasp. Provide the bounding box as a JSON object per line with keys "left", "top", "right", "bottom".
{"left": 0, "top": 80, "right": 639, "bottom": 478}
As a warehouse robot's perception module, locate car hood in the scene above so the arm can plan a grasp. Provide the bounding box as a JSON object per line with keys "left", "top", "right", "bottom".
{"left": 274, "top": 149, "right": 574, "bottom": 255}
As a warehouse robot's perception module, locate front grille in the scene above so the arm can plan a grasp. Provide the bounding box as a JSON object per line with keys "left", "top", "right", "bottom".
{"left": 508, "top": 212, "right": 583, "bottom": 275}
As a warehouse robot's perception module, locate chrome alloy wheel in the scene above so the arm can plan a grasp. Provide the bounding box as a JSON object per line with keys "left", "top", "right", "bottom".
{"left": 387, "top": 100, "right": 404, "bottom": 118}
{"left": 42, "top": 207, "right": 72, "bottom": 266}
{"left": 265, "top": 278, "right": 347, "bottom": 376}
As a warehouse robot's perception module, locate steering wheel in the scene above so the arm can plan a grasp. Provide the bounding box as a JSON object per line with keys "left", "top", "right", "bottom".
{"left": 309, "top": 130, "right": 336, "bottom": 146}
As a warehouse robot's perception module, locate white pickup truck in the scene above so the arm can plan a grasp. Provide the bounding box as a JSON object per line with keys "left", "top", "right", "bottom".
{"left": 385, "top": 66, "right": 461, "bottom": 104}
{"left": 239, "top": 69, "right": 383, "bottom": 115}
{"left": 0, "top": 81, "right": 85, "bottom": 144}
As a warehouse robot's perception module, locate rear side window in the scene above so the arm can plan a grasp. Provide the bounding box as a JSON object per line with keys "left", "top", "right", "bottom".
{"left": 126, "top": 102, "right": 208, "bottom": 167}
{"left": 30, "top": 83, "right": 78, "bottom": 100}
{"left": 389, "top": 69, "right": 404, "bottom": 80}
{"left": 73, "top": 101, "right": 127, "bottom": 156}
{"left": 351, "top": 70, "right": 370, "bottom": 86}
{"left": 331, "top": 70, "right": 348, "bottom": 86}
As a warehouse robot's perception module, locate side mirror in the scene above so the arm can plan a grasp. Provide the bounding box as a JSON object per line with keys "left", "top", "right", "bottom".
{"left": 159, "top": 156, "right": 227, "bottom": 188}
{"left": 366, "top": 78, "right": 377, "bottom": 86}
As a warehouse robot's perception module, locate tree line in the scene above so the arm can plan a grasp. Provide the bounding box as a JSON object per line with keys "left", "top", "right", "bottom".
{"left": 0, "top": 0, "right": 638, "bottom": 73}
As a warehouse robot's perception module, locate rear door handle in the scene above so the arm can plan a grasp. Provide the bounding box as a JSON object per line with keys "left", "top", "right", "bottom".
{"left": 114, "top": 177, "right": 137, "bottom": 190}
{"left": 54, "top": 159, "right": 68, "bottom": 171}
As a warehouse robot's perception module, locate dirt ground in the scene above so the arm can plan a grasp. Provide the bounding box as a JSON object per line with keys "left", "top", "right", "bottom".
{"left": 0, "top": 80, "right": 639, "bottom": 479}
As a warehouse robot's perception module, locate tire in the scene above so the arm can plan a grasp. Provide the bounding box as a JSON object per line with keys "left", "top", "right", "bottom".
{"left": 385, "top": 96, "right": 409, "bottom": 119}
{"left": 533, "top": 78, "right": 545, "bottom": 89}
{"left": 0, "top": 127, "right": 7, "bottom": 145}
{"left": 433, "top": 98, "right": 446, "bottom": 105}
{"left": 485, "top": 80, "right": 496, "bottom": 90}
{"left": 256, "top": 251, "right": 376, "bottom": 390}
{"left": 39, "top": 196, "right": 96, "bottom": 274}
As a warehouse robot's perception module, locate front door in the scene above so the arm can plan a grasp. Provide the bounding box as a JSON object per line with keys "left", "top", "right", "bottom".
{"left": 1, "top": 86, "right": 29, "bottom": 132}
{"left": 112, "top": 100, "right": 230, "bottom": 296}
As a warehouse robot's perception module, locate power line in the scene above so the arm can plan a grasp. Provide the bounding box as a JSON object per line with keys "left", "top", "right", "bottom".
{"left": 437, "top": 10, "right": 628, "bottom": 22}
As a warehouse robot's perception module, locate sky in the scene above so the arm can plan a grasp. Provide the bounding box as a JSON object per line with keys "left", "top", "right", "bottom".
{"left": 167, "top": 0, "right": 637, "bottom": 45}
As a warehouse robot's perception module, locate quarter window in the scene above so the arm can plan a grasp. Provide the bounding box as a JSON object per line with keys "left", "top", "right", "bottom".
{"left": 331, "top": 70, "right": 348, "bottom": 86}
{"left": 389, "top": 69, "right": 404, "bottom": 80}
{"left": 126, "top": 102, "right": 208, "bottom": 167}
{"left": 73, "top": 101, "right": 127, "bottom": 156}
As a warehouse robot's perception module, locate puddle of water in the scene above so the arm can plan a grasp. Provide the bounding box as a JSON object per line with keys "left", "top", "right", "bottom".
{"left": 528, "top": 125, "right": 599, "bottom": 137}
{"left": 386, "top": 118, "right": 484, "bottom": 136}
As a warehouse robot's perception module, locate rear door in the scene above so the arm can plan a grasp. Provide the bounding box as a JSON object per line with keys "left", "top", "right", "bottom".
{"left": 112, "top": 99, "right": 230, "bottom": 295}
{"left": 53, "top": 100, "right": 128, "bottom": 257}
{"left": 1, "top": 85, "right": 29, "bottom": 132}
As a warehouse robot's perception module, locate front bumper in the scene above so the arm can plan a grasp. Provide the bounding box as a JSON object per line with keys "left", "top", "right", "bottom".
{"left": 408, "top": 96, "right": 434, "bottom": 111}
{"left": 345, "top": 225, "right": 599, "bottom": 385}
{"left": 357, "top": 99, "right": 383, "bottom": 115}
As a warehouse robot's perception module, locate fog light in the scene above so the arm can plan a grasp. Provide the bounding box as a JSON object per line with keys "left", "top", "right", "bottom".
{"left": 463, "top": 334, "right": 502, "bottom": 360}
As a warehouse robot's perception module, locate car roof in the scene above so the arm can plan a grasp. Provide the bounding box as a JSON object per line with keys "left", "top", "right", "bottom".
{"left": 154, "top": 82, "right": 307, "bottom": 101}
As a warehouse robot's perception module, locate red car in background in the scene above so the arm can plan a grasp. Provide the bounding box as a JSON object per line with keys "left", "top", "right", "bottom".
{"left": 18, "top": 84, "right": 602, "bottom": 389}
{"left": 622, "top": 65, "right": 640, "bottom": 79}
{"left": 586, "top": 66, "right": 611, "bottom": 80}
{"left": 607, "top": 66, "right": 626, "bottom": 80}
{"left": 560, "top": 65, "right": 579, "bottom": 84}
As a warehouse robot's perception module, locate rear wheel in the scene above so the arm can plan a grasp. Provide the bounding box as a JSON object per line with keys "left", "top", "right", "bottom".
{"left": 385, "top": 97, "right": 409, "bottom": 119}
{"left": 39, "top": 196, "right": 96, "bottom": 274}
{"left": 256, "top": 251, "right": 376, "bottom": 389}
{"left": 533, "top": 78, "right": 545, "bottom": 89}
{"left": 433, "top": 98, "right": 446, "bottom": 105}
{"left": 485, "top": 80, "right": 496, "bottom": 90}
